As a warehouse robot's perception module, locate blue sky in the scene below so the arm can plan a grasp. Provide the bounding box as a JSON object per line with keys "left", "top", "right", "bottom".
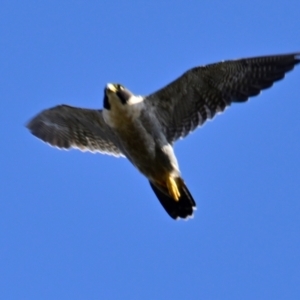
{"left": 1, "top": 1, "right": 300, "bottom": 299}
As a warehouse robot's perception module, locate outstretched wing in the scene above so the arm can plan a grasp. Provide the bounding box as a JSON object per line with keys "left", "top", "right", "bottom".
{"left": 27, "top": 105, "right": 124, "bottom": 157}
{"left": 145, "top": 53, "right": 300, "bottom": 143}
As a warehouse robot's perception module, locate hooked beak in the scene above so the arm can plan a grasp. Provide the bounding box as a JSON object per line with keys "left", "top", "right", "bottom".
{"left": 106, "top": 83, "right": 117, "bottom": 94}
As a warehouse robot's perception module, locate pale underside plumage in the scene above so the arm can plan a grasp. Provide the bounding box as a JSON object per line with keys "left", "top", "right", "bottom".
{"left": 27, "top": 53, "right": 299, "bottom": 156}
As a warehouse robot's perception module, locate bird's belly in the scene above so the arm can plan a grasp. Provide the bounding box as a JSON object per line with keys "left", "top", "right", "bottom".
{"left": 117, "top": 120, "right": 179, "bottom": 181}
{"left": 104, "top": 105, "right": 180, "bottom": 181}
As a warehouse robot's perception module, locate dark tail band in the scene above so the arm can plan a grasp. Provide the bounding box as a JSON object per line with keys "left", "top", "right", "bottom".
{"left": 149, "top": 180, "right": 196, "bottom": 220}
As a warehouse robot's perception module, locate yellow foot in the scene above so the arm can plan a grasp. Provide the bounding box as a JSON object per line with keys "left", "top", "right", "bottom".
{"left": 166, "top": 176, "right": 181, "bottom": 201}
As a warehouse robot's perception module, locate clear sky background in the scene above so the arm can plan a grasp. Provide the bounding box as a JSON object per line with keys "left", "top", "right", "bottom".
{"left": 1, "top": 1, "right": 300, "bottom": 299}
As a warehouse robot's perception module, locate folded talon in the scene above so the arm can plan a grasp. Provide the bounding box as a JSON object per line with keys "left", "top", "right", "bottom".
{"left": 166, "top": 176, "right": 181, "bottom": 201}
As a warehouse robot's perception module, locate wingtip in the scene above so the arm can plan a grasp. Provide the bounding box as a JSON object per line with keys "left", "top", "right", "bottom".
{"left": 25, "top": 114, "right": 42, "bottom": 137}
{"left": 25, "top": 117, "right": 34, "bottom": 131}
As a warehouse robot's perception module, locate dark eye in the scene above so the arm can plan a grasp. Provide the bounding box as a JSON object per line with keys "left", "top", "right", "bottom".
{"left": 116, "top": 88, "right": 132, "bottom": 104}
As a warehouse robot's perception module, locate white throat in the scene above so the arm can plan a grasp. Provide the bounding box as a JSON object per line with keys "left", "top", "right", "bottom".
{"left": 103, "top": 94, "right": 145, "bottom": 128}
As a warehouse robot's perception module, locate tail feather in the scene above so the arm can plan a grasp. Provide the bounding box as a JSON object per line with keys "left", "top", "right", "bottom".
{"left": 149, "top": 180, "right": 196, "bottom": 220}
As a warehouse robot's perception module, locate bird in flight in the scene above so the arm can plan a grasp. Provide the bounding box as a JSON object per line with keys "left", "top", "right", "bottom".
{"left": 27, "top": 53, "right": 299, "bottom": 220}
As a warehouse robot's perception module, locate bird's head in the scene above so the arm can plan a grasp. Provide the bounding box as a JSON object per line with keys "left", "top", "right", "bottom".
{"left": 103, "top": 83, "right": 134, "bottom": 110}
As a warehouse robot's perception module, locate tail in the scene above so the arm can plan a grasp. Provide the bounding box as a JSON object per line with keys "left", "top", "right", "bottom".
{"left": 149, "top": 179, "right": 196, "bottom": 220}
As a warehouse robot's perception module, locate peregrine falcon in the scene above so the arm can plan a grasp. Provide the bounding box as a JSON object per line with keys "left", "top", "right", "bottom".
{"left": 27, "top": 53, "right": 300, "bottom": 220}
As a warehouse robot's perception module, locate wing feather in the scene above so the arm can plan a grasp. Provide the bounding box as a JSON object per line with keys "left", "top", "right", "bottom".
{"left": 27, "top": 105, "right": 123, "bottom": 157}
{"left": 145, "top": 53, "right": 300, "bottom": 143}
